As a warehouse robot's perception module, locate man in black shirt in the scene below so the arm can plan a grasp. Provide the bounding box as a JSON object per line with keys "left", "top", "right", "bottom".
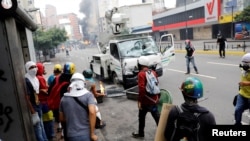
{"left": 185, "top": 40, "right": 198, "bottom": 74}
{"left": 216, "top": 34, "right": 227, "bottom": 58}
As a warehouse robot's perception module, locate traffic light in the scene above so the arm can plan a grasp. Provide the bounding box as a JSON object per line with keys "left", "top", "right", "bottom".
{"left": 0, "top": 0, "right": 18, "bottom": 19}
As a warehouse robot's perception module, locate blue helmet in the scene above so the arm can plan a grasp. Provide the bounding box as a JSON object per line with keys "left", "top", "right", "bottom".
{"left": 63, "top": 62, "right": 75, "bottom": 75}
{"left": 180, "top": 77, "right": 203, "bottom": 99}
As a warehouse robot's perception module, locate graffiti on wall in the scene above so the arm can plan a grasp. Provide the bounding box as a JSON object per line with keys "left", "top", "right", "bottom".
{"left": 0, "top": 103, "right": 13, "bottom": 132}
{"left": 0, "top": 70, "right": 7, "bottom": 81}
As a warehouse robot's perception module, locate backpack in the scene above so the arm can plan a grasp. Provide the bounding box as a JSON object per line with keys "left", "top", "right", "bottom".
{"left": 145, "top": 70, "right": 160, "bottom": 95}
{"left": 47, "top": 76, "right": 69, "bottom": 110}
{"left": 170, "top": 106, "right": 201, "bottom": 141}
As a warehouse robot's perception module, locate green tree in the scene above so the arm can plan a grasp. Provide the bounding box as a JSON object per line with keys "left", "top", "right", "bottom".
{"left": 234, "top": 6, "right": 250, "bottom": 22}
{"left": 33, "top": 27, "right": 68, "bottom": 51}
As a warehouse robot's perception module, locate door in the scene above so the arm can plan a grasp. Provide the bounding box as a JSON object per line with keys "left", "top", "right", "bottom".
{"left": 109, "top": 43, "right": 122, "bottom": 84}
{"left": 159, "top": 34, "right": 175, "bottom": 73}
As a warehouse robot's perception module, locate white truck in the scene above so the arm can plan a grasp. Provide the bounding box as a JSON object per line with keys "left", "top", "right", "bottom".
{"left": 90, "top": 4, "right": 175, "bottom": 89}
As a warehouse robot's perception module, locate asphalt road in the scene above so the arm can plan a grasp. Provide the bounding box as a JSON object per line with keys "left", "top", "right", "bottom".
{"left": 43, "top": 44, "right": 250, "bottom": 141}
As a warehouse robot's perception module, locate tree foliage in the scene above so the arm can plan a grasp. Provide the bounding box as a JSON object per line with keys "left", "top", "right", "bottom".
{"left": 234, "top": 6, "right": 250, "bottom": 22}
{"left": 33, "top": 27, "right": 68, "bottom": 50}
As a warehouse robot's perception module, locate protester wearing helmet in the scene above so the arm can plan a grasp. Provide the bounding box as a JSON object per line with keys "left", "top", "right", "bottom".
{"left": 185, "top": 39, "right": 199, "bottom": 74}
{"left": 235, "top": 53, "right": 250, "bottom": 125}
{"left": 59, "top": 72, "right": 98, "bottom": 141}
{"left": 132, "top": 56, "right": 160, "bottom": 138}
{"left": 82, "top": 69, "right": 106, "bottom": 128}
{"left": 48, "top": 62, "right": 75, "bottom": 140}
{"left": 164, "top": 77, "right": 216, "bottom": 141}
{"left": 47, "top": 64, "right": 62, "bottom": 86}
{"left": 83, "top": 69, "right": 105, "bottom": 98}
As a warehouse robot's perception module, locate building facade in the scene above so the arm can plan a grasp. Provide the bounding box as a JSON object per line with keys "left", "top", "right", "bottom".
{"left": 152, "top": 0, "right": 250, "bottom": 41}
{"left": 57, "top": 13, "right": 83, "bottom": 40}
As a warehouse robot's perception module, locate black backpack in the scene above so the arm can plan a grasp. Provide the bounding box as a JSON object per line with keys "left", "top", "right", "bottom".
{"left": 170, "top": 106, "right": 201, "bottom": 141}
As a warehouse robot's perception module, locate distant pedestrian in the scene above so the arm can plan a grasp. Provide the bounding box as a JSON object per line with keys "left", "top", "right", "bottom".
{"left": 47, "top": 64, "right": 62, "bottom": 86}
{"left": 216, "top": 34, "right": 227, "bottom": 58}
{"left": 184, "top": 39, "right": 198, "bottom": 74}
{"left": 132, "top": 56, "right": 160, "bottom": 138}
{"left": 24, "top": 61, "right": 48, "bottom": 141}
{"left": 59, "top": 72, "right": 98, "bottom": 141}
{"left": 234, "top": 53, "right": 250, "bottom": 125}
{"left": 164, "top": 77, "right": 216, "bottom": 141}
{"left": 36, "top": 62, "right": 55, "bottom": 141}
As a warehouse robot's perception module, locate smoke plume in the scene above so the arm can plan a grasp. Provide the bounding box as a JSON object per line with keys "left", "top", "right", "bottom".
{"left": 79, "top": 0, "right": 93, "bottom": 41}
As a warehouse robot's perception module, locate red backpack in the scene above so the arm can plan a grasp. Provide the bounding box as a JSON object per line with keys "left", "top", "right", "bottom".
{"left": 47, "top": 76, "right": 69, "bottom": 110}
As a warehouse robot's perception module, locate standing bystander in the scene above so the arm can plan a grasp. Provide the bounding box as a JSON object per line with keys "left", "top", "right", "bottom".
{"left": 24, "top": 61, "right": 48, "bottom": 141}
{"left": 47, "top": 64, "right": 62, "bottom": 86}
{"left": 36, "top": 62, "right": 55, "bottom": 141}
{"left": 234, "top": 53, "right": 250, "bottom": 125}
{"left": 59, "top": 72, "right": 98, "bottom": 141}
{"left": 83, "top": 69, "right": 106, "bottom": 128}
{"left": 216, "top": 34, "right": 227, "bottom": 58}
{"left": 48, "top": 62, "right": 75, "bottom": 140}
{"left": 185, "top": 39, "right": 199, "bottom": 74}
{"left": 164, "top": 77, "right": 216, "bottom": 141}
{"left": 132, "top": 56, "right": 160, "bottom": 138}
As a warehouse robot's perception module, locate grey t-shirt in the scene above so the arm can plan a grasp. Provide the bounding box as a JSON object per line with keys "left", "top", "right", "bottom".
{"left": 59, "top": 92, "right": 96, "bottom": 138}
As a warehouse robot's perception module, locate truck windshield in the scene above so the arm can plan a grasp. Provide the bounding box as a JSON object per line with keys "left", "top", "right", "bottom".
{"left": 118, "top": 37, "right": 159, "bottom": 58}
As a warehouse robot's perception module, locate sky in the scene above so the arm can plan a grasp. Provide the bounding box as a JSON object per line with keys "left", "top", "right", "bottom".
{"left": 34, "top": 0, "right": 176, "bottom": 19}
{"left": 34, "top": 0, "right": 84, "bottom": 18}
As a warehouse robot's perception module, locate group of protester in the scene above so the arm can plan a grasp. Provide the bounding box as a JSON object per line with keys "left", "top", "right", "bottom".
{"left": 24, "top": 61, "right": 105, "bottom": 141}
{"left": 132, "top": 40, "right": 250, "bottom": 141}
{"left": 24, "top": 41, "right": 250, "bottom": 141}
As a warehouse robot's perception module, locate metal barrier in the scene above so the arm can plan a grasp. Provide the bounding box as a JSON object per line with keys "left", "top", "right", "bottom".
{"left": 204, "top": 40, "right": 250, "bottom": 52}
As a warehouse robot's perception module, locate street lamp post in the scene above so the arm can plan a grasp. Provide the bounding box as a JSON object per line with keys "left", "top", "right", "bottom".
{"left": 231, "top": 6, "right": 234, "bottom": 39}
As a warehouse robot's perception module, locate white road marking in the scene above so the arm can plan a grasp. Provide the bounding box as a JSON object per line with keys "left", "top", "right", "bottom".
{"left": 207, "top": 62, "right": 238, "bottom": 67}
{"left": 167, "top": 68, "right": 217, "bottom": 79}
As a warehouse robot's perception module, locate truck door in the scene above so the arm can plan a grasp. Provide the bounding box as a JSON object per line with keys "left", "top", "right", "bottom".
{"left": 159, "top": 34, "right": 175, "bottom": 72}
{"left": 109, "top": 43, "right": 122, "bottom": 84}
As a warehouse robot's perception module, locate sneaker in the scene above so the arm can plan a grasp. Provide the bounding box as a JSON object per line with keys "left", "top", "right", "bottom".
{"left": 132, "top": 132, "right": 144, "bottom": 138}
{"left": 185, "top": 72, "right": 190, "bottom": 75}
{"left": 196, "top": 71, "right": 199, "bottom": 74}
{"left": 99, "top": 121, "right": 106, "bottom": 129}
{"left": 96, "top": 121, "right": 106, "bottom": 129}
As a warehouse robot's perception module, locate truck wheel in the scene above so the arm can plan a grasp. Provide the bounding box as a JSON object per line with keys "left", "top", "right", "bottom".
{"left": 112, "top": 73, "right": 119, "bottom": 85}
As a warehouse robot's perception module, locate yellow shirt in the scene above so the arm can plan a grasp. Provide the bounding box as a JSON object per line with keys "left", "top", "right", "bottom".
{"left": 239, "top": 72, "right": 250, "bottom": 98}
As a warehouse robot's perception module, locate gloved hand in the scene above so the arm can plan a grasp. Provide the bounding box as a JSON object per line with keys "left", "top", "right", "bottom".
{"left": 32, "top": 112, "right": 40, "bottom": 125}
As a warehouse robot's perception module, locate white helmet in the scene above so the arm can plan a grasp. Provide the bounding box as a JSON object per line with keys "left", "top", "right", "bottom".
{"left": 241, "top": 53, "right": 250, "bottom": 63}
{"left": 70, "top": 72, "right": 85, "bottom": 82}
{"left": 138, "top": 56, "right": 149, "bottom": 66}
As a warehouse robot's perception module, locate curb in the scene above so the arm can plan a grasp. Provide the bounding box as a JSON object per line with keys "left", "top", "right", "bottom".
{"left": 175, "top": 49, "right": 246, "bottom": 56}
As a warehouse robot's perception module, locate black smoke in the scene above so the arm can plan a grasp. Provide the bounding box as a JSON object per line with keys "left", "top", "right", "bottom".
{"left": 79, "top": 0, "right": 93, "bottom": 42}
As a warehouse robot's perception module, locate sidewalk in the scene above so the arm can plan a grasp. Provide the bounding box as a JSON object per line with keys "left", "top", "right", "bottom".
{"left": 174, "top": 39, "right": 249, "bottom": 56}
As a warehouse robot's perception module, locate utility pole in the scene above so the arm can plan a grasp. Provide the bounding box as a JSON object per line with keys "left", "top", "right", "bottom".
{"left": 225, "top": 5, "right": 236, "bottom": 39}
{"left": 185, "top": 0, "right": 188, "bottom": 39}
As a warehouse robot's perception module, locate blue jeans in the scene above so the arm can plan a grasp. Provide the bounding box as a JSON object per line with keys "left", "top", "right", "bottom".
{"left": 43, "top": 120, "right": 55, "bottom": 140}
{"left": 186, "top": 56, "right": 198, "bottom": 73}
{"left": 67, "top": 135, "right": 91, "bottom": 141}
{"left": 234, "top": 94, "right": 250, "bottom": 125}
{"left": 33, "top": 105, "right": 48, "bottom": 141}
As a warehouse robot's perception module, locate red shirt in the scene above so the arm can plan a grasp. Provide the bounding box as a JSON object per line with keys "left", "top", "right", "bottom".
{"left": 36, "top": 63, "right": 48, "bottom": 102}
{"left": 138, "top": 67, "right": 159, "bottom": 106}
